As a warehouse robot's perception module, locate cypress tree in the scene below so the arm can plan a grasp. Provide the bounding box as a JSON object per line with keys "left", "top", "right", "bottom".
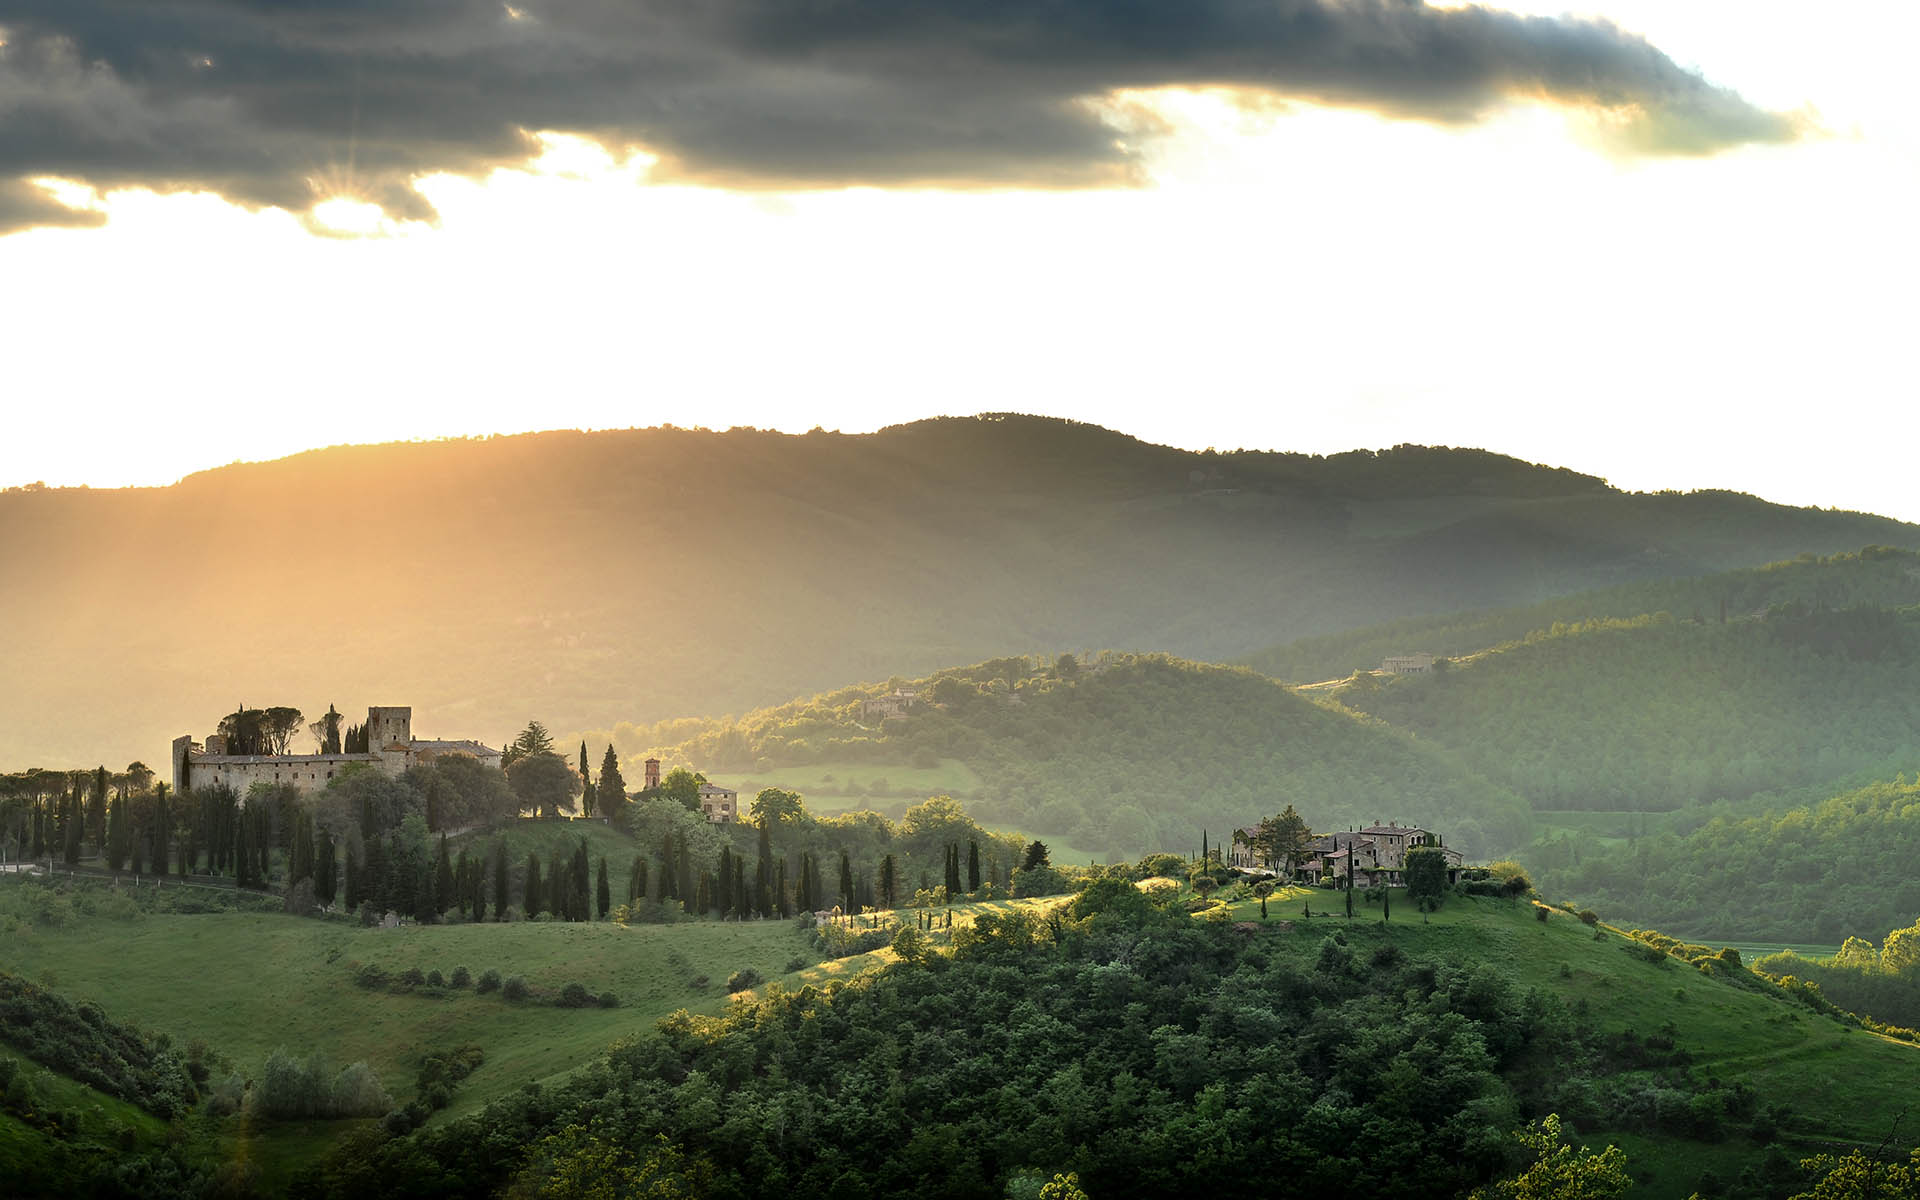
{"left": 578, "top": 742, "right": 596, "bottom": 817}
{"left": 718, "top": 847, "right": 734, "bottom": 917}
{"left": 549, "top": 851, "right": 566, "bottom": 919}
{"left": 316, "top": 830, "right": 337, "bottom": 905}
{"left": 435, "top": 836, "right": 454, "bottom": 918}
{"left": 470, "top": 853, "right": 487, "bottom": 921}
{"left": 106, "top": 793, "right": 128, "bottom": 872}
{"left": 630, "top": 855, "right": 648, "bottom": 903}
{"left": 660, "top": 832, "right": 676, "bottom": 899}
{"left": 63, "top": 790, "right": 82, "bottom": 867}
{"left": 968, "top": 840, "right": 981, "bottom": 893}
{"left": 776, "top": 858, "right": 791, "bottom": 918}
{"left": 153, "top": 784, "right": 171, "bottom": 877}
{"left": 454, "top": 851, "right": 470, "bottom": 917}
{"left": 525, "top": 854, "right": 543, "bottom": 918}
{"left": 344, "top": 844, "right": 362, "bottom": 910}
{"left": 599, "top": 745, "right": 626, "bottom": 819}
{"left": 944, "top": 844, "right": 961, "bottom": 895}
{"left": 696, "top": 873, "right": 711, "bottom": 916}
{"left": 365, "top": 836, "right": 389, "bottom": 911}
{"left": 32, "top": 805, "right": 45, "bottom": 860}
{"left": 235, "top": 807, "right": 253, "bottom": 887}
{"left": 732, "top": 857, "right": 746, "bottom": 920}
{"left": 90, "top": 766, "right": 109, "bottom": 851}
{"left": 839, "top": 852, "right": 855, "bottom": 915}
{"left": 880, "top": 853, "right": 897, "bottom": 909}
{"left": 676, "top": 839, "right": 693, "bottom": 909}
{"left": 596, "top": 857, "right": 611, "bottom": 919}
{"left": 492, "top": 843, "right": 508, "bottom": 921}
{"left": 574, "top": 840, "right": 591, "bottom": 921}
{"left": 291, "top": 813, "right": 314, "bottom": 885}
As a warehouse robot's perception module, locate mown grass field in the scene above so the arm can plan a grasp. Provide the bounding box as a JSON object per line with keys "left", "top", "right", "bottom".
{"left": 0, "top": 908, "right": 817, "bottom": 1117}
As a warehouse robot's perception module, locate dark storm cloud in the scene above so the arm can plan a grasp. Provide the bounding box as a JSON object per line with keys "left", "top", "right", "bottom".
{"left": 0, "top": 0, "right": 1804, "bottom": 233}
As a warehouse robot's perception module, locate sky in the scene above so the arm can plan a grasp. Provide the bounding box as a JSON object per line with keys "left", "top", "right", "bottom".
{"left": 1, "top": 1, "right": 1915, "bottom": 521}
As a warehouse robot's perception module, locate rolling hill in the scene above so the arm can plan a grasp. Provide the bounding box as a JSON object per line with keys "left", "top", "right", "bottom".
{"left": 4, "top": 416, "right": 1914, "bottom": 768}
{"left": 1241, "top": 544, "right": 1920, "bottom": 683}
{"left": 580, "top": 652, "right": 1533, "bottom": 860}
{"left": 1330, "top": 601, "right": 1920, "bottom": 816}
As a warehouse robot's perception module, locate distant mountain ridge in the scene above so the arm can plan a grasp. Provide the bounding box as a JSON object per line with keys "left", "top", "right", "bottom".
{"left": 1, "top": 414, "right": 1913, "bottom": 766}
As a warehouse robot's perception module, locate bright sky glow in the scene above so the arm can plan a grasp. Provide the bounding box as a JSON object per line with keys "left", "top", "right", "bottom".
{"left": 1, "top": 1, "right": 1914, "bottom": 521}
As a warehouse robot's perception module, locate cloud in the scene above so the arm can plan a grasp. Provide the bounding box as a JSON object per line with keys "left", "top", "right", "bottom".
{"left": 0, "top": 0, "right": 1807, "bottom": 234}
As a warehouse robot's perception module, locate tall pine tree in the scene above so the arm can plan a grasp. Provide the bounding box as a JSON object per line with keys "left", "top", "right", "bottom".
{"left": 967, "top": 840, "right": 981, "bottom": 893}
{"left": 880, "top": 853, "right": 897, "bottom": 909}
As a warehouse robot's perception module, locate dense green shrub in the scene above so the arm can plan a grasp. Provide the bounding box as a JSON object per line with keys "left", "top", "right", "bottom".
{"left": 450, "top": 966, "right": 472, "bottom": 988}
{"left": 558, "top": 983, "right": 592, "bottom": 1008}
{"left": 254, "top": 1048, "right": 391, "bottom": 1120}
{"left": 0, "top": 972, "right": 195, "bottom": 1117}
{"left": 726, "top": 969, "right": 765, "bottom": 994}
{"left": 501, "top": 976, "right": 530, "bottom": 1002}
{"left": 476, "top": 969, "right": 501, "bottom": 994}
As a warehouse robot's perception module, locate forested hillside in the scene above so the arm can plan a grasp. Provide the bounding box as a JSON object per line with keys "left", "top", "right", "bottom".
{"left": 1535, "top": 776, "right": 1920, "bottom": 943}
{"left": 1334, "top": 603, "right": 1920, "bottom": 814}
{"left": 1244, "top": 545, "right": 1920, "bottom": 682}
{"left": 5, "top": 416, "right": 1912, "bottom": 765}
{"left": 596, "top": 653, "right": 1530, "bottom": 860}
{"left": 301, "top": 887, "right": 1920, "bottom": 1200}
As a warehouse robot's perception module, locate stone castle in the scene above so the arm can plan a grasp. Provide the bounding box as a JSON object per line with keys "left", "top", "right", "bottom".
{"left": 171, "top": 706, "right": 502, "bottom": 798}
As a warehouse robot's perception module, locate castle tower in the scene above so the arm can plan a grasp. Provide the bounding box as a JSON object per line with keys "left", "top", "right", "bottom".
{"left": 366, "top": 706, "right": 413, "bottom": 751}
{"left": 644, "top": 758, "right": 661, "bottom": 791}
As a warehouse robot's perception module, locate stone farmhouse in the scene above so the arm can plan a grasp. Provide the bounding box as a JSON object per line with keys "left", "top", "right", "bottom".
{"left": 1231, "top": 820, "right": 1464, "bottom": 886}
{"left": 1380, "top": 652, "right": 1435, "bottom": 675}
{"left": 860, "top": 689, "right": 920, "bottom": 721}
{"left": 698, "top": 782, "right": 742, "bottom": 823}
{"left": 171, "top": 706, "right": 501, "bottom": 798}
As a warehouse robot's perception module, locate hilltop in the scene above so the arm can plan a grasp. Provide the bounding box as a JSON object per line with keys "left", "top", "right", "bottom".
{"left": 4, "top": 416, "right": 1913, "bottom": 766}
